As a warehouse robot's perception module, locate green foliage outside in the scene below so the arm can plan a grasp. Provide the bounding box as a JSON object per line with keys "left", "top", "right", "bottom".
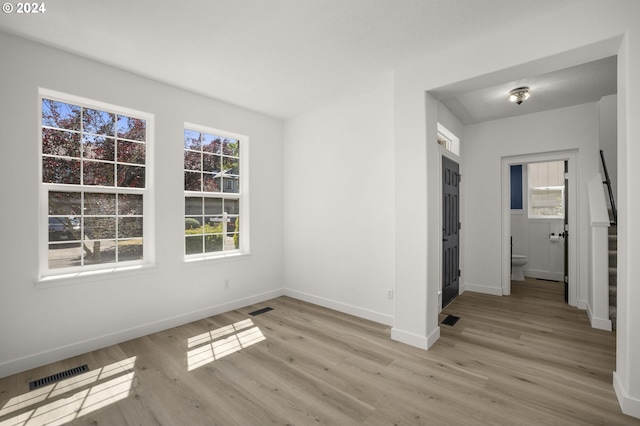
{"left": 233, "top": 217, "right": 239, "bottom": 249}
{"left": 185, "top": 220, "right": 223, "bottom": 254}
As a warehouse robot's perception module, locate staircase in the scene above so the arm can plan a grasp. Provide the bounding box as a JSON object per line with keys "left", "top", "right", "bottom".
{"left": 609, "top": 217, "right": 617, "bottom": 330}
{"left": 600, "top": 150, "right": 617, "bottom": 331}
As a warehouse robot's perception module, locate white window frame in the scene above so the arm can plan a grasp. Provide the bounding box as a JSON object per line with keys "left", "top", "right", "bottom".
{"left": 437, "top": 123, "right": 460, "bottom": 157}
{"left": 183, "top": 122, "right": 249, "bottom": 262}
{"left": 528, "top": 185, "right": 565, "bottom": 219}
{"left": 527, "top": 161, "right": 565, "bottom": 219}
{"left": 38, "top": 89, "right": 155, "bottom": 282}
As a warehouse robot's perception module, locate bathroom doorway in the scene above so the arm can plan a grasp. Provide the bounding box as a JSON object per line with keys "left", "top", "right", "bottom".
{"left": 501, "top": 151, "right": 577, "bottom": 306}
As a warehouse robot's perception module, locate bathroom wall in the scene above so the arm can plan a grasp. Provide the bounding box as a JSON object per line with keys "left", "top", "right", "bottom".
{"left": 511, "top": 164, "right": 565, "bottom": 281}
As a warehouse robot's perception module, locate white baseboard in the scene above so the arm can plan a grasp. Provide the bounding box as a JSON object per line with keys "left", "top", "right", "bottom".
{"left": 283, "top": 288, "right": 393, "bottom": 326}
{"left": 586, "top": 303, "right": 612, "bottom": 331}
{"left": 390, "top": 326, "right": 439, "bottom": 350}
{"left": 614, "top": 372, "right": 640, "bottom": 419}
{"left": 0, "top": 289, "right": 284, "bottom": 379}
{"left": 525, "top": 269, "right": 564, "bottom": 282}
{"left": 464, "top": 283, "right": 503, "bottom": 296}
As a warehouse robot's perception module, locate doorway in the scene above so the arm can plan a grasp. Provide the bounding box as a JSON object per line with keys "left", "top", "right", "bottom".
{"left": 501, "top": 151, "right": 577, "bottom": 305}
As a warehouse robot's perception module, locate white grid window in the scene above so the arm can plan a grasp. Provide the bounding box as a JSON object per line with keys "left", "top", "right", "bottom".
{"left": 40, "top": 90, "right": 153, "bottom": 278}
{"left": 528, "top": 161, "right": 565, "bottom": 218}
{"left": 184, "top": 124, "right": 247, "bottom": 258}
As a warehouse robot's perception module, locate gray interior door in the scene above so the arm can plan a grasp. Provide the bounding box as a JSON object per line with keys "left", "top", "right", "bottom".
{"left": 442, "top": 156, "right": 460, "bottom": 308}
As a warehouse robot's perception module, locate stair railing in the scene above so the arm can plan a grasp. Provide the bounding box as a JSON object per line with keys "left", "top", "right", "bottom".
{"left": 600, "top": 150, "right": 617, "bottom": 225}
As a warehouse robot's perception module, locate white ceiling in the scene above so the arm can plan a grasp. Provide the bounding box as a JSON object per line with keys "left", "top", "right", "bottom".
{"left": 0, "top": 0, "right": 606, "bottom": 121}
{"left": 438, "top": 56, "right": 617, "bottom": 125}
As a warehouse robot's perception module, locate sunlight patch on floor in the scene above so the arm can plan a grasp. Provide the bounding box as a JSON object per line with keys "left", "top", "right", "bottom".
{"left": 0, "top": 357, "right": 136, "bottom": 426}
{"left": 187, "top": 319, "right": 265, "bottom": 371}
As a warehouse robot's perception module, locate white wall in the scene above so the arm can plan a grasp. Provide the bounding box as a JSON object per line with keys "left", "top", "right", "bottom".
{"left": 599, "top": 94, "right": 617, "bottom": 206}
{"left": 282, "top": 75, "right": 395, "bottom": 325}
{"left": 466, "top": 103, "right": 599, "bottom": 298}
{"left": 0, "top": 33, "right": 284, "bottom": 377}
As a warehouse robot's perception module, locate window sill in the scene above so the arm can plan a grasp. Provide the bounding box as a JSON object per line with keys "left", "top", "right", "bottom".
{"left": 35, "top": 264, "right": 158, "bottom": 289}
{"left": 184, "top": 251, "right": 251, "bottom": 266}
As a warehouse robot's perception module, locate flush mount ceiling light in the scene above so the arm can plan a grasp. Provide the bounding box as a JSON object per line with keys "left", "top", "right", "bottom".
{"left": 509, "top": 87, "right": 531, "bottom": 105}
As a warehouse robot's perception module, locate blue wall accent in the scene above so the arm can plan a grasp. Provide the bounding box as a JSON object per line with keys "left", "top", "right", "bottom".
{"left": 510, "top": 165, "right": 523, "bottom": 210}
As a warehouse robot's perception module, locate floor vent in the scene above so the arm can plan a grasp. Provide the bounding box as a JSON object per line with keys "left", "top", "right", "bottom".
{"left": 441, "top": 315, "right": 460, "bottom": 326}
{"left": 29, "top": 364, "right": 89, "bottom": 391}
{"left": 248, "top": 307, "right": 273, "bottom": 316}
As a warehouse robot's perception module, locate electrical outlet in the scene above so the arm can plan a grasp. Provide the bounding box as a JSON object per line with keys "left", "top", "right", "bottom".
{"left": 387, "top": 289, "right": 394, "bottom": 300}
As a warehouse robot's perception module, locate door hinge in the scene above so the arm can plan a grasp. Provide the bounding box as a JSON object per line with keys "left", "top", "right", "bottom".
{"left": 564, "top": 276, "right": 568, "bottom": 283}
{"left": 458, "top": 269, "right": 461, "bottom": 277}
{"left": 458, "top": 222, "right": 461, "bottom": 230}
{"left": 564, "top": 223, "right": 568, "bottom": 232}
{"left": 564, "top": 172, "right": 569, "bottom": 180}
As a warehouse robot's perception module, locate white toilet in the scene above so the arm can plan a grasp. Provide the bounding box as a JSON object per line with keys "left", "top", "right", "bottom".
{"left": 511, "top": 255, "right": 527, "bottom": 281}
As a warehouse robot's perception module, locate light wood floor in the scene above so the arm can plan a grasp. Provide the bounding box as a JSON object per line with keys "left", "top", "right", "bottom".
{"left": 1, "top": 278, "right": 637, "bottom": 425}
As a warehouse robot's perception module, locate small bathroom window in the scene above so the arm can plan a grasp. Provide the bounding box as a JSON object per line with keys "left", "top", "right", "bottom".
{"left": 528, "top": 161, "right": 565, "bottom": 219}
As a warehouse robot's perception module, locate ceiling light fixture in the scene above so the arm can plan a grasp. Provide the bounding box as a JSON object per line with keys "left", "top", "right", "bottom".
{"left": 508, "top": 87, "right": 531, "bottom": 105}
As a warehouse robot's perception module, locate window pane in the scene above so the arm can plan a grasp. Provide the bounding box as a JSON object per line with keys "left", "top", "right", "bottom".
{"left": 184, "top": 130, "right": 201, "bottom": 150}
{"left": 83, "top": 108, "right": 115, "bottom": 136}
{"left": 186, "top": 235, "right": 203, "bottom": 255}
{"left": 42, "top": 99, "right": 81, "bottom": 131}
{"left": 185, "top": 197, "right": 203, "bottom": 215}
{"left": 85, "top": 192, "right": 116, "bottom": 215}
{"left": 43, "top": 157, "right": 80, "bottom": 184}
{"left": 184, "top": 151, "right": 201, "bottom": 171}
{"left": 118, "top": 194, "right": 143, "bottom": 215}
{"left": 204, "top": 216, "right": 223, "bottom": 233}
{"left": 49, "top": 191, "right": 81, "bottom": 215}
{"left": 222, "top": 139, "right": 239, "bottom": 157}
{"left": 223, "top": 177, "right": 239, "bottom": 193}
{"left": 204, "top": 198, "right": 223, "bottom": 215}
{"left": 84, "top": 240, "right": 116, "bottom": 265}
{"left": 118, "top": 217, "right": 143, "bottom": 238}
{"left": 203, "top": 153, "right": 220, "bottom": 173}
{"left": 48, "top": 217, "right": 81, "bottom": 242}
{"left": 117, "top": 165, "right": 145, "bottom": 188}
{"left": 117, "top": 140, "right": 145, "bottom": 164}
{"left": 203, "top": 174, "right": 221, "bottom": 192}
{"left": 118, "top": 239, "right": 143, "bottom": 261}
{"left": 222, "top": 157, "right": 239, "bottom": 175}
{"left": 226, "top": 216, "right": 238, "bottom": 233}
{"left": 224, "top": 199, "right": 239, "bottom": 214}
{"left": 48, "top": 242, "right": 82, "bottom": 269}
{"left": 85, "top": 217, "right": 116, "bottom": 240}
{"left": 43, "top": 129, "right": 80, "bottom": 157}
{"left": 202, "top": 134, "right": 221, "bottom": 154}
{"left": 117, "top": 116, "right": 146, "bottom": 141}
{"left": 83, "top": 161, "right": 115, "bottom": 186}
{"left": 204, "top": 234, "right": 223, "bottom": 253}
{"left": 83, "top": 135, "right": 115, "bottom": 161}
{"left": 185, "top": 171, "right": 202, "bottom": 191}
{"left": 185, "top": 216, "right": 203, "bottom": 234}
